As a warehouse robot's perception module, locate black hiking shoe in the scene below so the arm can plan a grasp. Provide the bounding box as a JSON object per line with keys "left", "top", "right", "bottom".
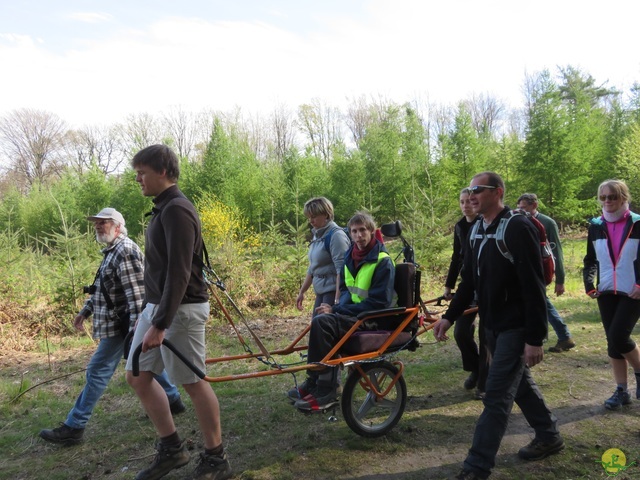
{"left": 287, "top": 377, "right": 317, "bottom": 403}
{"left": 294, "top": 386, "right": 339, "bottom": 411}
{"left": 135, "top": 440, "right": 190, "bottom": 480}
{"left": 169, "top": 397, "right": 186, "bottom": 415}
{"left": 517, "top": 437, "right": 565, "bottom": 460}
{"left": 39, "top": 423, "right": 84, "bottom": 446}
{"left": 454, "top": 468, "right": 488, "bottom": 480}
{"left": 185, "top": 451, "right": 232, "bottom": 480}
{"left": 463, "top": 371, "right": 478, "bottom": 390}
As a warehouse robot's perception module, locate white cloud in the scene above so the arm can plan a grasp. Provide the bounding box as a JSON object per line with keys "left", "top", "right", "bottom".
{"left": 67, "top": 12, "right": 113, "bottom": 24}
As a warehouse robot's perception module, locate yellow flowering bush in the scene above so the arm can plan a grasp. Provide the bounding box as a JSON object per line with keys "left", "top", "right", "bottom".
{"left": 197, "top": 196, "right": 261, "bottom": 257}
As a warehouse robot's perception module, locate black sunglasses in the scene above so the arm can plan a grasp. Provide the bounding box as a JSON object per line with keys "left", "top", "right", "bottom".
{"left": 599, "top": 194, "right": 619, "bottom": 202}
{"left": 466, "top": 185, "right": 497, "bottom": 194}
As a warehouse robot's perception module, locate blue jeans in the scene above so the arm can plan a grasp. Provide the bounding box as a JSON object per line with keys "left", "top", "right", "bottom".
{"left": 65, "top": 336, "right": 180, "bottom": 429}
{"left": 546, "top": 297, "right": 571, "bottom": 342}
{"left": 463, "top": 328, "right": 560, "bottom": 477}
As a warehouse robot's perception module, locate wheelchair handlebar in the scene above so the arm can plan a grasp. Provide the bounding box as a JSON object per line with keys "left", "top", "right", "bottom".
{"left": 131, "top": 339, "right": 206, "bottom": 379}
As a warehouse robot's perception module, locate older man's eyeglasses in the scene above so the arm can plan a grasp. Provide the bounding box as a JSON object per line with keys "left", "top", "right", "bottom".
{"left": 599, "top": 194, "right": 619, "bottom": 202}
{"left": 466, "top": 185, "right": 497, "bottom": 195}
{"left": 94, "top": 219, "right": 111, "bottom": 226}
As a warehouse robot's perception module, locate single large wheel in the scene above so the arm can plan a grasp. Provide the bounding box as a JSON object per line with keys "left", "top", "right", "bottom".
{"left": 341, "top": 361, "right": 407, "bottom": 437}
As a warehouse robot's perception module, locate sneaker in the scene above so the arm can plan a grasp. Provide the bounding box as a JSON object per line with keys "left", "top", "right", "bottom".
{"left": 463, "top": 371, "right": 479, "bottom": 390}
{"left": 185, "top": 451, "right": 232, "bottom": 480}
{"left": 39, "top": 423, "right": 84, "bottom": 446}
{"left": 169, "top": 397, "right": 186, "bottom": 415}
{"left": 135, "top": 440, "right": 190, "bottom": 480}
{"left": 517, "top": 437, "right": 565, "bottom": 460}
{"left": 294, "top": 387, "right": 339, "bottom": 411}
{"left": 454, "top": 468, "right": 488, "bottom": 480}
{"left": 548, "top": 338, "right": 576, "bottom": 353}
{"left": 604, "top": 387, "right": 632, "bottom": 410}
{"left": 286, "top": 377, "right": 316, "bottom": 403}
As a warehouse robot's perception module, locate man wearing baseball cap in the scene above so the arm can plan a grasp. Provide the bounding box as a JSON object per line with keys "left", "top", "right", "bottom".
{"left": 39, "top": 208, "right": 185, "bottom": 445}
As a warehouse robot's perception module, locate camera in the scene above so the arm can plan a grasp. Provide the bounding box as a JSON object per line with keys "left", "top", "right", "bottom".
{"left": 83, "top": 285, "right": 97, "bottom": 295}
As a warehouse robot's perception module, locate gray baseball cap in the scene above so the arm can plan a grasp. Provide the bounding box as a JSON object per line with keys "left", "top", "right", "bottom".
{"left": 87, "top": 207, "right": 125, "bottom": 226}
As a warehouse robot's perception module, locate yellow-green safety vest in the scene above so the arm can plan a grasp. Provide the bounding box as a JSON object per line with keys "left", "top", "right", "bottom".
{"left": 344, "top": 251, "right": 390, "bottom": 303}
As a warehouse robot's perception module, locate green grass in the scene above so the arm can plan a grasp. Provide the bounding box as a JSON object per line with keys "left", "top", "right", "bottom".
{"left": 3, "top": 237, "right": 640, "bottom": 479}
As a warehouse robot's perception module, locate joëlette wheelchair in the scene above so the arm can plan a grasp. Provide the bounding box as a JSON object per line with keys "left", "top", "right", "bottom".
{"left": 132, "top": 221, "right": 461, "bottom": 437}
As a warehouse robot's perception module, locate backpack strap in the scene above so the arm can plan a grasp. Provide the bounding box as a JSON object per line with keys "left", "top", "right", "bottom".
{"left": 494, "top": 212, "right": 518, "bottom": 263}
{"left": 323, "top": 225, "right": 350, "bottom": 253}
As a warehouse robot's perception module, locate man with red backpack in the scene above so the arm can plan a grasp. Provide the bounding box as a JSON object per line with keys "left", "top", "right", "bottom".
{"left": 517, "top": 193, "right": 576, "bottom": 353}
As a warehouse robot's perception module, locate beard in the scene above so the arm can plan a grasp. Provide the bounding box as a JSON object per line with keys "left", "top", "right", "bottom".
{"left": 96, "top": 228, "right": 117, "bottom": 244}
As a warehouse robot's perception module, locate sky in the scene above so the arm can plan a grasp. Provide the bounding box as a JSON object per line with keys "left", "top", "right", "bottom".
{"left": 1, "top": 0, "right": 639, "bottom": 128}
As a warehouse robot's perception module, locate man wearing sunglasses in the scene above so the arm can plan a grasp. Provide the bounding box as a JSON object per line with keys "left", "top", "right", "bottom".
{"left": 434, "top": 172, "right": 563, "bottom": 480}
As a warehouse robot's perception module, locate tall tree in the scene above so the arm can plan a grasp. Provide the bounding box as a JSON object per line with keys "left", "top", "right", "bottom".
{"left": 65, "top": 124, "right": 125, "bottom": 175}
{"left": 162, "top": 106, "right": 199, "bottom": 159}
{"left": 0, "top": 109, "right": 67, "bottom": 191}
{"left": 296, "top": 99, "right": 342, "bottom": 166}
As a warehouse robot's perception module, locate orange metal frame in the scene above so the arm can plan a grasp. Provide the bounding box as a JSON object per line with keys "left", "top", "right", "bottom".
{"left": 198, "top": 302, "right": 447, "bottom": 383}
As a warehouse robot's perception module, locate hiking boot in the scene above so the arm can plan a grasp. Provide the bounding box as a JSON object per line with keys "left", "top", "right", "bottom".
{"left": 170, "top": 397, "right": 186, "bottom": 415}
{"left": 454, "top": 468, "right": 488, "bottom": 480}
{"left": 185, "top": 451, "right": 232, "bottom": 480}
{"left": 294, "top": 386, "right": 339, "bottom": 411}
{"left": 287, "top": 377, "right": 317, "bottom": 403}
{"left": 474, "top": 389, "right": 485, "bottom": 400}
{"left": 135, "top": 440, "right": 190, "bottom": 480}
{"left": 548, "top": 338, "right": 576, "bottom": 353}
{"left": 39, "top": 423, "right": 84, "bottom": 446}
{"left": 463, "top": 371, "right": 478, "bottom": 390}
{"left": 517, "top": 437, "right": 565, "bottom": 460}
{"left": 604, "top": 387, "right": 632, "bottom": 410}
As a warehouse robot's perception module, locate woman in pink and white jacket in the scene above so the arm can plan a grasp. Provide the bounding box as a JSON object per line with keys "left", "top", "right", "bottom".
{"left": 584, "top": 179, "right": 640, "bottom": 410}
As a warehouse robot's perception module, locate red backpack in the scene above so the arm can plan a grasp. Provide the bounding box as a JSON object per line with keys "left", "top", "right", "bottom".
{"left": 470, "top": 209, "right": 555, "bottom": 285}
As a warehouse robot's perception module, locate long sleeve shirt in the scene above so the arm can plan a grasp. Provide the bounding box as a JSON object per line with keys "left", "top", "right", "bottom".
{"left": 145, "top": 185, "right": 208, "bottom": 330}
{"left": 80, "top": 233, "right": 145, "bottom": 339}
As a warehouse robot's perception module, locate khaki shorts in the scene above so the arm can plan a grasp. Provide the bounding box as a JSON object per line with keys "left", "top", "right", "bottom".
{"left": 125, "top": 302, "right": 210, "bottom": 385}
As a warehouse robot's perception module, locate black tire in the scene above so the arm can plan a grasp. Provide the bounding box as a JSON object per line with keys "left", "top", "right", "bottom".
{"left": 341, "top": 361, "right": 407, "bottom": 437}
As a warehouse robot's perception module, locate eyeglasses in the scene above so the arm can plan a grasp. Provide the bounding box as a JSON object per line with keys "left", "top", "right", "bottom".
{"left": 94, "top": 219, "right": 112, "bottom": 226}
{"left": 599, "top": 194, "right": 619, "bottom": 202}
{"left": 466, "top": 185, "right": 497, "bottom": 194}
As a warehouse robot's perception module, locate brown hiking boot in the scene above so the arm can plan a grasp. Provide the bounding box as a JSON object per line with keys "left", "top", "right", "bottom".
{"left": 135, "top": 440, "right": 190, "bottom": 480}
{"left": 548, "top": 338, "right": 576, "bottom": 352}
{"left": 39, "top": 423, "right": 84, "bottom": 446}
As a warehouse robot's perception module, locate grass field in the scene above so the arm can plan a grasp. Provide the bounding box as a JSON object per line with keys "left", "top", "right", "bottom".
{"left": 2, "top": 238, "right": 640, "bottom": 479}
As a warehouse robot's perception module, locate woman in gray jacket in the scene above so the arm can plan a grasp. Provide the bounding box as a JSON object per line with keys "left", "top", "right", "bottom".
{"left": 296, "top": 197, "right": 351, "bottom": 317}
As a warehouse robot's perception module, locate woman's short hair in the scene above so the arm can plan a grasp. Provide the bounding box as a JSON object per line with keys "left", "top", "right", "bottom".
{"left": 303, "top": 197, "right": 334, "bottom": 220}
{"left": 131, "top": 144, "right": 180, "bottom": 182}
{"left": 347, "top": 211, "right": 376, "bottom": 232}
{"left": 598, "top": 179, "right": 631, "bottom": 204}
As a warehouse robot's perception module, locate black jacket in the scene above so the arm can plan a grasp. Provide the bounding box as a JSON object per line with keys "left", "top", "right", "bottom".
{"left": 444, "top": 216, "right": 478, "bottom": 290}
{"left": 444, "top": 206, "right": 548, "bottom": 346}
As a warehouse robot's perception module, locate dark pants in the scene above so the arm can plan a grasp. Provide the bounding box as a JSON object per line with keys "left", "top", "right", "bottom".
{"left": 454, "top": 310, "right": 489, "bottom": 392}
{"left": 463, "top": 328, "right": 560, "bottom": 477}
{"left": 597, "top": 294, "right": 640, "bottom": 359}
{"left": 307, "top": 313, "right": 358, "bottom": 364}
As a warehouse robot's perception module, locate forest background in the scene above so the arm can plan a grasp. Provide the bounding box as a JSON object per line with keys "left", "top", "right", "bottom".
{"left": 1, "top": 65, "right": 640, "bottom": 349}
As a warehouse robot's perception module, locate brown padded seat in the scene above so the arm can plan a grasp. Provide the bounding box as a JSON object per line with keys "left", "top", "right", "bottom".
{"left": 341, "top": 263, "right": 418, "bottom": 355}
